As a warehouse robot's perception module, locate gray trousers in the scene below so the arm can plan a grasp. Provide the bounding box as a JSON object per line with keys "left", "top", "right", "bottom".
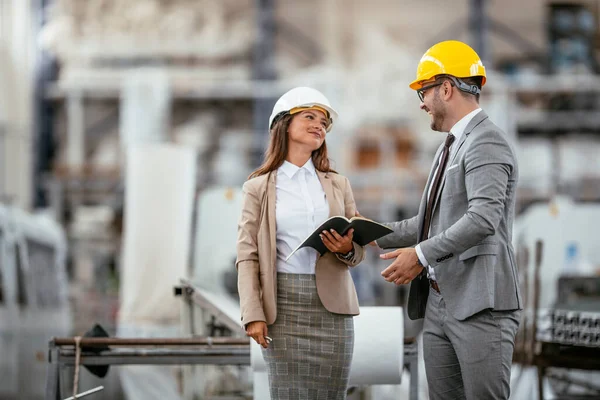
{"left": 423, "top": 287, "right": 521, "bottom": 400}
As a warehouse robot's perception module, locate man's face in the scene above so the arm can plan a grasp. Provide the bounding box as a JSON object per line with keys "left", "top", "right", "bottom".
{"left": 417, "top": 78, "right": 449, "bottom": 132}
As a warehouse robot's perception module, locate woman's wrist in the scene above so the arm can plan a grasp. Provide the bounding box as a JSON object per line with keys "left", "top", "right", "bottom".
{"left": 337, "top": 247, "right": 355, "bottom": 260}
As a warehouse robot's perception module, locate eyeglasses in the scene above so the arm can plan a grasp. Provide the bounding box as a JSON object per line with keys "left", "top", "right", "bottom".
{"left": 416, "top": 81, "right": 444, "bottom": 102}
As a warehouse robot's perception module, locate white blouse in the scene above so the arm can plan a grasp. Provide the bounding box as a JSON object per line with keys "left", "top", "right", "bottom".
{"left": 275, "top": 159, "right": 330, "bottom": 274}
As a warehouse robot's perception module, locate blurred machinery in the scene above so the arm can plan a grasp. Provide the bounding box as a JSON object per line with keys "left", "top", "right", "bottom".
{"left": 537, "top": 277, "right": 600, "bottom": 347}
{"left": 0, "top": 204, "right": 71, "bottom": 400}
{"left": 513, "top": 197, "right": 600, "bottom": 399}
{"left": 45, "top": 293, "right": 417, "bottom": 400}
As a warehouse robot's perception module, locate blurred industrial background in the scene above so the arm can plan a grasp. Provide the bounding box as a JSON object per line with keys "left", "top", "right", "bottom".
{"left": 1, "top": 0, "right": 600, "bottom": 399}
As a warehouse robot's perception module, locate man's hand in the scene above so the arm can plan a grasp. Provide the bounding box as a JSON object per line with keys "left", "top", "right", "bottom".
{"left": 380, "top": 248, "right": 424, "bottom": 285}
{"left": 354, "top": 210, "right": 378, "bottom": 247}
{"left": 246, "top": 321, "right": 269, "bottom": 348}
{"left": 321, "top": 228, "right": 354, "bottom": 254}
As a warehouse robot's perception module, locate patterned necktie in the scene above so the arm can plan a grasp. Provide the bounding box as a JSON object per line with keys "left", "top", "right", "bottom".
{"left": 419, "top": 133, "right": 455, "bottom": 242}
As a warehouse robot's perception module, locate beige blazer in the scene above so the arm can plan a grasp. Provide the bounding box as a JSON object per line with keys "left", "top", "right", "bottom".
{"left": 236, "top": 169, "right": 365, "bottom": 326}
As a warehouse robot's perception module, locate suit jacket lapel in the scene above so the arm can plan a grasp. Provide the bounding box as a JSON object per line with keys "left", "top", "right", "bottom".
{"left": 431, "top": 110, "right": 489, "bottom": 217}
{"left": 317, "top": 170, "right": 336, "bottom": 218}
{"left": 267, "top": 171, "right": 277, "bottom": 268}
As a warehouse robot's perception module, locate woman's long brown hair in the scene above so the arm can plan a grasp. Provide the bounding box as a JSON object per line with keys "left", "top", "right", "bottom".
{"left": 248, "top": 114, "right": 336, "bottom": 179}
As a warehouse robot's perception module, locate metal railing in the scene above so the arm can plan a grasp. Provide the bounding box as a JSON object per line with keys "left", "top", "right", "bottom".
{"left": 45, "top": 337, "right": 251, "bottom": 400}
{"left": 45, "top": 281, "right": 421, "bottom": 400}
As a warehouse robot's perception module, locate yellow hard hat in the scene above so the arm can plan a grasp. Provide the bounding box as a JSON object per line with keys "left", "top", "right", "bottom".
{"left": 409, "top": 40, "right": 486, "bottom": 90}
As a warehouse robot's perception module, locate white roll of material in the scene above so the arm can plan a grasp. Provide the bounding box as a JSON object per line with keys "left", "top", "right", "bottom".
{"left": 251, "top": 306, "right": 404, "bottom": 397}
{"left": 118, "top": 144, "right": 196, "bottom": 325}
{"left": 349, "top": 306, "right": 404, "bottom": 385}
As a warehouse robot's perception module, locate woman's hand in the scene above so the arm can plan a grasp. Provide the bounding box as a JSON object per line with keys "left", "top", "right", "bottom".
{"left": 246, "top": 321, "right": 269, "bottom": 348}
{"left": 320, "top": 228, "right": 354, "bottom": 254}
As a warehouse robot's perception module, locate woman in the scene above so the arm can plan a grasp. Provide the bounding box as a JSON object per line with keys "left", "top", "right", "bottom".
{"left": 236, "top": 87, "right": 365, "bottom": 399}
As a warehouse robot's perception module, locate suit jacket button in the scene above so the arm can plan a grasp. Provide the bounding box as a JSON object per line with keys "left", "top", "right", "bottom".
{"left": 449, "top": 253, "right": 454, "bottom": 257}
{"left": 436, "top": 258, "right": 441, "bottom": 263}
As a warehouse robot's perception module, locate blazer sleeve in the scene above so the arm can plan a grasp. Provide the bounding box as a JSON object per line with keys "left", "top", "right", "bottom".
{"left": 376, "top": 216, "right": 419, "bottom": 249}
{"left": 236, "top": 180, "right": 267, "bottom": 326}
{"left": 335, "top": 176, "right": 366, "bottom": 267}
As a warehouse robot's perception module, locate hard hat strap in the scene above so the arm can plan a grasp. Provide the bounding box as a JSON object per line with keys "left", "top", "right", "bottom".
{"left": 445, "top": 75, "right": 481, "bottom": 96}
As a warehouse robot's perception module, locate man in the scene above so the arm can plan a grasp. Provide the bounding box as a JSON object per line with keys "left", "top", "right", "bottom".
{"left": 376, "top": 40, "right": 522, "bottom": 399}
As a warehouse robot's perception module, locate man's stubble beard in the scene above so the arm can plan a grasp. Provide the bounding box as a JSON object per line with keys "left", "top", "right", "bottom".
{"left": 429, "top": 92, "right": 447, "bottom": 133}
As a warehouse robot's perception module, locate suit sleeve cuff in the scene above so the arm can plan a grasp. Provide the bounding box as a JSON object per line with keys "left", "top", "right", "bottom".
{"left": 415, "top": 244, "right": 430, "bottom": 267}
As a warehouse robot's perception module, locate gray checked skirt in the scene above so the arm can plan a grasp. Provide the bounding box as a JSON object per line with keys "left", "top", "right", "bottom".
{"left": 262, "top": 273, "right": 354, "bottom": 400}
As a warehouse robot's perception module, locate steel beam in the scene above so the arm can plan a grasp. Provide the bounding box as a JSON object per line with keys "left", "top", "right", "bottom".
{"left": 51, "top": 337, "right": 249, "bottom": 347}
{"left": 56, "top": 348, "right": 250, "bottom": 366}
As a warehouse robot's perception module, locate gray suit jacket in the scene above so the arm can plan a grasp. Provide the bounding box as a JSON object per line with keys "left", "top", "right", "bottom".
{"left": 378, "top": 110, "right": 522, "bottom": 321}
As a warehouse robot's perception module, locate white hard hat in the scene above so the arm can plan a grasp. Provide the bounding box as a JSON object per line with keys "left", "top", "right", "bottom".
{"left": 268, "top": 87, "right": 338, "bottom": 132}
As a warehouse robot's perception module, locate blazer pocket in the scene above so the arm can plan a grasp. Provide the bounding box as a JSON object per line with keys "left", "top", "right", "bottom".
{"left": 459, "top": 243, "right": 499, "bottom": 261}
{"left": 445, "top": 165, "right": 461, "bottom": 175}
{"left": 446, "top": 163, "right": 459, "bottom": 172}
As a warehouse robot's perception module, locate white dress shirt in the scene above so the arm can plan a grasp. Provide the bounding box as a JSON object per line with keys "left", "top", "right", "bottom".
{"left": 275, "top": 159, "right": 330, "bottom": 274}
{"left": 416, "top": 108, "right": 482, "bottom": 281}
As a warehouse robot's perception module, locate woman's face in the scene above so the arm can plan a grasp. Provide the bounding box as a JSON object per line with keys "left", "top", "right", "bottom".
{"left": 287, "top": 109, "right": 329, "bottom": 152}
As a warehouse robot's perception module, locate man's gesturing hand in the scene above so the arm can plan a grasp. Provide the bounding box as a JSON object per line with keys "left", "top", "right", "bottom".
{"left": 380, "top": 247, "right": 424, "bottom": 285}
